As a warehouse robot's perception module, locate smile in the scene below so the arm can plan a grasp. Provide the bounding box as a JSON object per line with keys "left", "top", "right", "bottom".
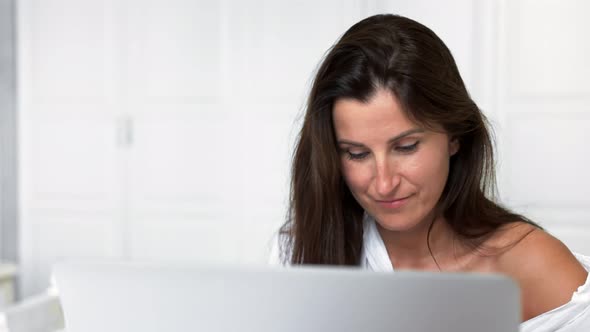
{"left": 375, "top": 195, "right": 412, "bottom": 209}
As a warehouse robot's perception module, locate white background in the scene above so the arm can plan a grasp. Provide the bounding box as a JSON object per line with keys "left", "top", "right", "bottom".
{"left": 16, "top": 0, "right": 590, "bottom": 297}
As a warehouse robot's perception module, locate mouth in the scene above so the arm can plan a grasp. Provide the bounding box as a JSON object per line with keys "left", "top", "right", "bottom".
{"left": 375, "top": 195, "right": 412, "bottom": 209}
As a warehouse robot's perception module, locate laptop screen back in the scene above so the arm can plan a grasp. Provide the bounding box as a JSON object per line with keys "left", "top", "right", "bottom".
{"left": 53, "top": 262, "right": 520, "bottom": 332}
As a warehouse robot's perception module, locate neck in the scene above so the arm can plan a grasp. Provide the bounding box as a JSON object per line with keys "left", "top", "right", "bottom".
{"left": 376, "top": 214, "right": 457, "bottom": 271}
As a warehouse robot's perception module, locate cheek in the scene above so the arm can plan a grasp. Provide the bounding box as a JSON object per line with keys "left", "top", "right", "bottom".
{"left": 341, "top": 162, "right": 371, "bottom": 193}
{"left": 404, "top": 149, "right": 450, "bottom": 194}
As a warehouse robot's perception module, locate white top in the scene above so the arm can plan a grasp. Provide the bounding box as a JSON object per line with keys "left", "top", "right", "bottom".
{"left": 360, "top": 216, "right": 590, "bottom": 332}
{"left": 269, "top": 217, "right": 590, "bottom": 331}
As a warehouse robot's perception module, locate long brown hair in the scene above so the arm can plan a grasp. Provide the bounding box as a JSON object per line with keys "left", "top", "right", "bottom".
{"left": 280, "top": 14, "right": 537, "bottom": 265}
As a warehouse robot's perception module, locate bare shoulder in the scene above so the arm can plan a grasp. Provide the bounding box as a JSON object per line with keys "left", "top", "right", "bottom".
{"left": 492, "top": 223, "right": 588, "bottom": 321}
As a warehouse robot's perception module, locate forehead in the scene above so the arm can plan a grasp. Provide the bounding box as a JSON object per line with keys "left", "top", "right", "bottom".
{"left": 332, "top": 89, "right": 417, "bottom": 139}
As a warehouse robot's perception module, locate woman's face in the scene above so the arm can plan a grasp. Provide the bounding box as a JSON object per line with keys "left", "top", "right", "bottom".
{"left": 332, "top": 88, "right": 458, "bottom": 232}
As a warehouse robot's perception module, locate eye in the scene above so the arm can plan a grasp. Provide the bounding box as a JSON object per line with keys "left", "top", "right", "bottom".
{"left": 346, "top": 151, "right": 369, "bottom": 161}
{"left": 395, "top": 141, "right": 420, "bottom": 153}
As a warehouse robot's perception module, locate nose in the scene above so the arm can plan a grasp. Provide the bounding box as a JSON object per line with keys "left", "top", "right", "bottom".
{"left": 374, "top": 157, "right": 401, "bottom": 198}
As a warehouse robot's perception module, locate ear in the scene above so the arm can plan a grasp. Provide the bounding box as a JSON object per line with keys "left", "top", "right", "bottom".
{"left": 449, "top": 137, "right": 460, "bottom": 156}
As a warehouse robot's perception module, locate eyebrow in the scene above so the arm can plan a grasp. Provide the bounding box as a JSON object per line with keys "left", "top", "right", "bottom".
{"left": 337, "top": 128, "right": 425, "bottom": 147}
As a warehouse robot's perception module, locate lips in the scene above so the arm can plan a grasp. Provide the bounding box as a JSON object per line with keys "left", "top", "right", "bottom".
{"left": 375, "top": 195, "right": 412, "bottom": 209}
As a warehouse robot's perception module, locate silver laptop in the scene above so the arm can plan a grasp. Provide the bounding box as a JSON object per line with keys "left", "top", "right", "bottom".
{"left": 53, "top": 262, "right": 520, "bottom": 332}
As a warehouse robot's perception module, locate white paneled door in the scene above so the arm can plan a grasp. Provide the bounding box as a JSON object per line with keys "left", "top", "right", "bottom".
{"left": 496, "top": 0, "right": 590, "bottom": 254}
{"left": 18, "top": 0, "right": 366, "bottom": 296}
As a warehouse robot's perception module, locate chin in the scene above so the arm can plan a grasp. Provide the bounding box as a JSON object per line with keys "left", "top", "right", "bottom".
{"left": 371, "top": 213, "right": 423, "bottom": 233}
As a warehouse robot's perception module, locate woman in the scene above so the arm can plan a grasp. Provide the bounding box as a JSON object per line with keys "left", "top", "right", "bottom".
{"left": 271, "top": 14, "right": 590, "bottom": 331}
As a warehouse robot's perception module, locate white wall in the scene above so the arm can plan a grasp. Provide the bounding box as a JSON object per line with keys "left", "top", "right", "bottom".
{"left": 0, "top": 0, "right": 18, "bottom": 263}
{"left": 16, "top": 0, "right": 590, "bottom": 297}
